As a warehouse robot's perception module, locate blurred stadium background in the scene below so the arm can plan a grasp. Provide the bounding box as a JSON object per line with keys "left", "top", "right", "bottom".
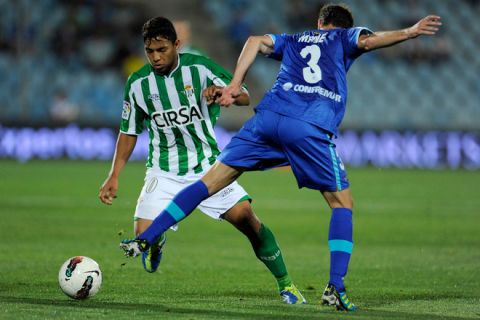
{"left": 0, "top": 0, "right": 479, "bottom": 168}
{"left": 1, "top": 2, "right": 480, "bottom": 318}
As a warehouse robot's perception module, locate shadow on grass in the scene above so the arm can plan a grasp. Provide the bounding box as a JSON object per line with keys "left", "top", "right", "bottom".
{"left": 0, "top": 296, "right": 475, "bottom": 320}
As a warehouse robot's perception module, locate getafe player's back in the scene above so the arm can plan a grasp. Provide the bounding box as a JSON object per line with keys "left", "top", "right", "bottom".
{"left": 261, "top": 27, "right": 371, "bottom": 136}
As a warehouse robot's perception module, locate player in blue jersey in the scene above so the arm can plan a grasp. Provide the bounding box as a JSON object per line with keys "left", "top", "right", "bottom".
{"left": 121, "top": 4, "right": 442, "bottom": 311}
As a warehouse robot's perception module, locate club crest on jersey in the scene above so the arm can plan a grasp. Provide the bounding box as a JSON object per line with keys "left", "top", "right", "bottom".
{"left": 122, "top": 101, "right": 131, "bottom": 120}
{"left": 152, "top": 105, "right": 203, "bottom": 129}
{"left": 183, "top": 85, "right": 195, "bottom": 98}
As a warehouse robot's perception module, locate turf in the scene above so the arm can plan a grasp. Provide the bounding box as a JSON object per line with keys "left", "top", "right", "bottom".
{"left": 0, "top": 160, "right": 479, "bottom": 319}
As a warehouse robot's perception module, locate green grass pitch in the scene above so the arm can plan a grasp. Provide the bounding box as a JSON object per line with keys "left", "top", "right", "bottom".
{"left": 0, "top": 160, "right": 479, "bottom": 319}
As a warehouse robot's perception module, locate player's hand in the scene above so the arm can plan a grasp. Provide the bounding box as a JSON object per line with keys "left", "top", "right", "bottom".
{"left": 217, "top": 84, "right": 242, "bottom": 107}
{"left": 202, "top": 85, "right": 222, "bottom": 105}
{"left": 99, "top": 176, "right": 118, "bottom": 205}
{"left": 407, "top": 15, "right": 442, "bottom": 38}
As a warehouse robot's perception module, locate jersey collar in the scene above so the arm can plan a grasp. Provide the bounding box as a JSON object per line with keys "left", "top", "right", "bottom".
{"left": 166, "top": 54, "right": 181, "bottom": 78}
{"left": 152, "top": 54, "right": 181, "bottom": 78}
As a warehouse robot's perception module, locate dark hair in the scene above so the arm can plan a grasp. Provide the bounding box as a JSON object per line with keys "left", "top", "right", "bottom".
{"left": 142, "top": 17, "right": 177, "bottom": 43}
{"left": 318, "top": 3, "right": 354, "bottom": 28}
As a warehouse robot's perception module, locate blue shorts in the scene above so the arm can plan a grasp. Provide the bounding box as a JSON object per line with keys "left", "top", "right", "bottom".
{"left": 218, "top": 110, "right": 349, "bottom": 191}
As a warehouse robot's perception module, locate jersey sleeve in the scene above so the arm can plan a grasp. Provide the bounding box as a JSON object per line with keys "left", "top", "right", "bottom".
{"left": 266, "top": 33, "right": 288, "bottom": 61}
{"left": 343, "top": 27, "right": 373, "bottom": 59}
{"left": 119, "top": 75, "right": 147, "bottom": 135}
{"left": 200, "top": 56, "right": 248, "bottom": 93}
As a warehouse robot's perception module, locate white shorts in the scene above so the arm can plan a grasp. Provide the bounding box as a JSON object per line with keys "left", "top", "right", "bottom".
{"left": 134, "top": 168, "right": 251, "bottom": 221}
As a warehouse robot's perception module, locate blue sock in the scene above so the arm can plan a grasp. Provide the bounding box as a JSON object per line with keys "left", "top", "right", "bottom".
{"left": 138, "top": 180, "right": 209, "bottom": 245}
{"left": 328, "top": 208, "right": 353, "bottom": 292}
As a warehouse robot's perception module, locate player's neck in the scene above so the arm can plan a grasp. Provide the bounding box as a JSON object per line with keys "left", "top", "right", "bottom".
{"left": 319, "top": 23, "right": 337, "bottom": 30}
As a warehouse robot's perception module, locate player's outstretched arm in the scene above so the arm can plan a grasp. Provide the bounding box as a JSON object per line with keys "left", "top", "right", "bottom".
{"left": 217, "top": 35, "right": 273, "bottom": 106}
{"left": 99, "top": 133, "right": 137, "bottom": 205}
{"left": 358, "top": 15, "right": 442, "bottom": 51}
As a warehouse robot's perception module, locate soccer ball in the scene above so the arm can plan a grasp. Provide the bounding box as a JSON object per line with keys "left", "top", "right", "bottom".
{"left": 58, "top": 256, "right": 102, "bottom": 300}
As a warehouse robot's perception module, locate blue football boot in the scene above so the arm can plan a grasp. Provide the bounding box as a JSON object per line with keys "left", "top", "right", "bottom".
{"left": 141, "top": 233, "right": 167, "bottom": 273}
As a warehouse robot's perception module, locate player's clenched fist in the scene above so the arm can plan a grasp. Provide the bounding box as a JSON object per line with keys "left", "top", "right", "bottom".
{"left": 99, "top": 177, "right": 118, "bottom": 205}
{"left": 202, "top": 85, "right": 222, "bottom": 105}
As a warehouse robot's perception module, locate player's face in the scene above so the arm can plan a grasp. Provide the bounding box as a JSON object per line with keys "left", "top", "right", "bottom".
{"left": 145, "top": 37, "right": 180, "bottom": 75}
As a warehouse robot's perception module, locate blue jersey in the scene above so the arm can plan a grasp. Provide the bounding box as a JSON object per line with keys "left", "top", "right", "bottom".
{"left": 257, "top": 27, "right": 371, "bottom": 135}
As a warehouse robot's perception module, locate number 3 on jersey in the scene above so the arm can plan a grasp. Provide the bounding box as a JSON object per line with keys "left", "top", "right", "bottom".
{"left": 300, "top": 45, "right": 322, "bottom": 84}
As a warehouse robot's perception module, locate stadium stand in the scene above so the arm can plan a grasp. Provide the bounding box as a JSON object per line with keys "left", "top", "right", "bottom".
{"left": 205, "top": 0, "right": 480, "bottom": 131}
{"left": 1, "top": 0, "right": 479, "bottom": 130}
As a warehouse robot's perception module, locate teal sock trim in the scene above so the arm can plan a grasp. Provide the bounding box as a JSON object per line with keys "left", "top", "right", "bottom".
{"left": 328, "top": 239, "right": 353, "bottom": 254}
{"left": 166, "top": 202, "right": 185, "bottom": 221}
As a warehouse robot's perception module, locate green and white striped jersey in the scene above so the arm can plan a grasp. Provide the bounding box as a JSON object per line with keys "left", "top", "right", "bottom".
{"left": 120, "top": 53, "right": 245, "bottom": 176}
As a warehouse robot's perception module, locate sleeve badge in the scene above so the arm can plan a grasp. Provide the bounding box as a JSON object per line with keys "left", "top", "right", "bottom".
{"left": 122, "top": 101, "right": 131, "bottom": 120}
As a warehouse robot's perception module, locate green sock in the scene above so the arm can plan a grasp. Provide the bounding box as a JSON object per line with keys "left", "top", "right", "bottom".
{"left": 253, "top": 224, "right": 292, "bottom": 291}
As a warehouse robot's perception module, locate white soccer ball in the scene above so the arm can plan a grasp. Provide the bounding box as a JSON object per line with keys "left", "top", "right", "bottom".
{"left": 58, "top": 256, "right": 102, "bottom": 300}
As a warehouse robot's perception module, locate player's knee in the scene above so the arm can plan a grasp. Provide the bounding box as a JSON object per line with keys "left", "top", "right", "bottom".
{"left": 225, "top": 201, "right": 261, "bottom": 232}
{"left": 344, "top": 191, "right": 354, "bottom": 209}
{"left": 338, "top": 194, "right": 353, "bottom": 209}
{"left": 336, "top": 195, "right": 353, "bottom": 209}
{"left": 322, "top": 189, "right": 354, "bottom": 209}
{"left": 227, "top": 201, "right": 251, "bottom": 221}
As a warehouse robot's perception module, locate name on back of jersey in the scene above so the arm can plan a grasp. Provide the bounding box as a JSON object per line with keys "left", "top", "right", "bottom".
{"left": 298, "top": 32, "right": 328, "bottom": 44}
{"left": 151, "top": 105, "right": 203, "bottom": 129}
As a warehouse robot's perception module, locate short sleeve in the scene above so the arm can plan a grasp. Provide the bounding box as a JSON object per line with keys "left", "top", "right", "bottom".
{"left": 119, "top": 75, "right": 146, "bottom": 135}
{"left": 199, "top": 56, "right": 248, "bottom": 93}
{"left": 266, "top": 33, "right": 289, "bottom": 61}
{"left": 202, "top": 56, "right": 234, "bottom": 87}
{"left": 344, "top": 27, "right": 373, "bottom": 59}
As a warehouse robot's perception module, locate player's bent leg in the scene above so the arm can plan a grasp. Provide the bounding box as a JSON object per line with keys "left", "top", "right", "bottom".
{"left": 223, "top": 201, "right": 306, "bottom": 304}
{"left": 132, "top": 162, "right": 242, "bottom": 249}
{"left": 321, "top": 188, "right": 355, "bottom": 310}
{"left": 126, "top": 218, "right": 167, "bottom": 273}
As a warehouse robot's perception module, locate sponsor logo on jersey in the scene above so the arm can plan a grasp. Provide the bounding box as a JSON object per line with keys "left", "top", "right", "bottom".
{"left": 293, "top": 84, "right": 341, "bottom": 102}
{"left": 152, "top": 105, "right": 203, "bottom": 128}
{"left": 282, "top": 82, "right": 293, "bottom": 91}
{"left": 148, "top": 94, "right": 161, "bottom": 101}
{"left": 122, "top": 101, "right": 131, "bottom": 120}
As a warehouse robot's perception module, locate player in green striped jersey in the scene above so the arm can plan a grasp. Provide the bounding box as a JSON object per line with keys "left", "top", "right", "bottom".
{"left": 99, "top": 17, "right": 305, "bottom": 304}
